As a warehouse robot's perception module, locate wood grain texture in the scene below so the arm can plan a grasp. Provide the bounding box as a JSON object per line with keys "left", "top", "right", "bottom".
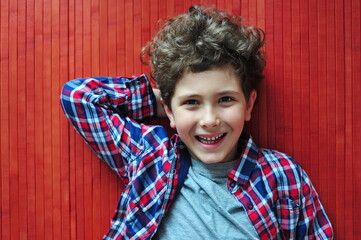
{"left": 0, "top": 0, "right": 359, "bottom": 239}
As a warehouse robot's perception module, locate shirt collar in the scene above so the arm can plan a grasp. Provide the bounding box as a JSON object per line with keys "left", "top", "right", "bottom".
{"left": 175, "top": 133, "right": 259, "bottom": 187}
{"left": 228, "top": 134, "right": 259, "bottom": 186}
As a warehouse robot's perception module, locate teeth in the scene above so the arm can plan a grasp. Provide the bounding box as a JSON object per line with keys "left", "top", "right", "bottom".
{"left": 200, "top": 135, "right": 221, "bottom": 141}
{"left": 197, "top": 134, "right": 224, "bottom": 144}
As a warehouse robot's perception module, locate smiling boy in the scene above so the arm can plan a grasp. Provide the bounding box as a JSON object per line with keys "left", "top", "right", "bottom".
{"left": 163, "top": 66, "right": 256, "bottom": 164}
{"left": 61, "top": 5, "right": 333, "bottom": 239}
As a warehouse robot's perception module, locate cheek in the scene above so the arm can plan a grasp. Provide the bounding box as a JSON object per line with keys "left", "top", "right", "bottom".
{"left": 173, "top": 113, "right": 195, "bottom": 134}
{"left": 225, "top": 112, "right": 246, "bottom": 129}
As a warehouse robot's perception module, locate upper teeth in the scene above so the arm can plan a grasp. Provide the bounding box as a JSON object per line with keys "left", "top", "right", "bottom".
{"left": 199, "top": 134, "right": 223, "bottom": 141}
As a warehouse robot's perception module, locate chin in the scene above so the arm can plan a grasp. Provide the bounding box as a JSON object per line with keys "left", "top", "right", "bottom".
{"left": 196, "top": 157, "right": 227, "bottom": 164}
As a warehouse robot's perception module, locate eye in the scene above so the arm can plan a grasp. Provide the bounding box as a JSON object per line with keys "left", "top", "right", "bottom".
{"left": 183, "top": 99, "right": 199, "bottom": 105}
{"left": 219, "top": 96, "right": 234, "bottom": 103}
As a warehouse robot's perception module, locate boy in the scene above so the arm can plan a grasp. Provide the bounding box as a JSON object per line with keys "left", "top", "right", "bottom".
{"left": 61, "top": 5, "right": 333, "bottom": 239}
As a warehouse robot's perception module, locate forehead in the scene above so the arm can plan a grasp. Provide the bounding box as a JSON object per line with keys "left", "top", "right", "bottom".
{"left": 174, "top": 66, "right": 242, "bottom": 94}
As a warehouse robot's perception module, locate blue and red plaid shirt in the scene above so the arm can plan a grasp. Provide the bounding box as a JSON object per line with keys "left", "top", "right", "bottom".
{"left": 61, "top": 75, "right": 334, "bottom": 239}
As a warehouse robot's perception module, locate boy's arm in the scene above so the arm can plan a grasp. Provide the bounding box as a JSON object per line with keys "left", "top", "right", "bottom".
{"left": 297, "top": 169, "right": 334, "bottom": 239}
{"left": 60, "top": 75, "right": 161, "bottom": 181}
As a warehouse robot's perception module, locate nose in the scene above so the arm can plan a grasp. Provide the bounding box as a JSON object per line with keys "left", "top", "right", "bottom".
{"left": 199, "top": 106, "right": 220, "bottom": 128}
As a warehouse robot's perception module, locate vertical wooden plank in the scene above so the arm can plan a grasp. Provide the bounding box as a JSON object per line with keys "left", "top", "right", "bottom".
{"left": 92, "top": 152, "right": 103, "bottom": 238}
{"left": 25, "top": 0, "right": 37, "bottom": 238}
{"left": 17, "top": 0, "right": 28, "bottom": 238}
{"left": 282, "top": 0, "right": 293, "bottom": 156}
{"left": 51, "top": 0, "right": 62, "bottom": 238}
{"left": 291, "top": 0, "right": 302, "bottom": 162}
{"left": 69, "top": 129, "right": 77, "bottom": 240}
{"left": 83, "top": 0, "right": 92, "bottom": 77}
{"left": 256, "top": 0, "right": 265, "bottom": 29}
{"left": 141, "top": 0, "right": 150, "bottom": 75}
{"left": 68, "top": 0, "right": 75, "bottom": 79}
{"left": 108, "top": 0, "right": 117, "bottom": 75}
{"left": 253, "top": 0, "right": 267, "bottom": 146}
{"left": 158, "top": 0, "right": 167, "bottom": 24}
{"left": 167, "top": 0, "right": 175, "bottom": 18}
{"left": 216, "top": 0, "right": 225, "bottom": 11}
{"left": 223, "top": 0, "right": 232, "bottom": 15}
{"left": 116, "top": 0, "right": 125, "bottom": 76}
{"left": 247, "top": 0, "right": 260, "bottom": 142}
{"left": 308, "top": 0, "right": 319, "bottom": 183}
{"left": 264, "top": 0, "right": 275, "bottom": 149}
{"left": 273, "top": 0, "right": 285, "bottom": 151}
{"left": 59, "top": 0, "right": 71, "bottom": 238}
{"left": 100, "top": 163, "right": 111, "bottom": 235}
{"left": 326, "top": 0, "right": 337, "bottom": 225}
{"left": 199, "top": 0, "right": 211, "bottom": 7}
{"left": 256, "top": 1, "right": 266, "bottom": 146}
{"left": 34, "top": 0, "right": 45, "bottom": 238}
{"left": 0, "top": 0, "right": 10, "bottom": 238}
{"left": 317, "top": 0, "right": 329, "bottom": 210}
{"left": 91, "top": 0, "right": 100, "bottom": 76}
{"left": 75, "top": 0, "right": 84, "bottom": 77}
{"left": 232, "top": 0, "right": 240, "bottom": 16}
{"left": 9, "top": 0, "right": 20, "bottom": 238}
{"left": 173, "top": 0, "right": 183, "bottom": 14}
{"left": 344, "top": 0, "right": 354, "bottom": 238}
{"left": 60, "top": 92, "right": 71, "bottom": 240}
{"left": 299, "top": 0, "right": 311, "bottom": 177}
{"left": 134, "top": 0, "right": 142, "bottom": 75}
{"left": 351, "top": 0, "right": 361, "bottom": 237}
{"left": 43, "top": 0, "right": 54, "bottom": 237}
{"left": 249, "top": 0, "right": 257, "bottom": 25}
{"left": 75, "top": 137, "right": 85, "bottom": 240}
{"left": 125, "top": 0, "right": 134, "bottom": 75}
{"left": 83, "top": 142, "right": 94, "bottom": 237}
{"left": 334, "top": 0, "right": 346, "bottom": 236}
{"left": 59, "top": 106, "right": 71, "bottom": 240}
{"left": 150, "top": 0, "right": 159, "bottom": 40}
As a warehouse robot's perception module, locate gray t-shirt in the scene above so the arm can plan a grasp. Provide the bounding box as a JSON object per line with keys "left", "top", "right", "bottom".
{"left": 153, "top": 158, "right": 259, "bottom": 240}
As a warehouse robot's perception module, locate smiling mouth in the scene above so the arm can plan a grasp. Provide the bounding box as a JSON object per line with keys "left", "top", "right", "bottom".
{"left": 196, "top": 133, "right": 226, "bottom": 144}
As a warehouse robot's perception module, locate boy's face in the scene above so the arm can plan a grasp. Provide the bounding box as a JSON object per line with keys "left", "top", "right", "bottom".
{"left": 164, "top": 65, "right": 257, "bottom": 164}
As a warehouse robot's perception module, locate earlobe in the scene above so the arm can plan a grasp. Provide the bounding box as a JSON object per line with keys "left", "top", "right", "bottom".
{"left": 163, "top": 103, "right": 176, "bottom": 129}
{"left": 245, "top": 90, "right": 257, "bottom": 121}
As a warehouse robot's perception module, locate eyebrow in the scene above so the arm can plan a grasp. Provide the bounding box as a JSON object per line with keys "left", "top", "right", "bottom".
{"left": 177, "top": 90, "right": 241, "bottom": 99}
{"left": 217, "top": 90, "right": 241, "bottom": 95}
{"left": 177, "top": 94, "right": 201, "bottom": 99}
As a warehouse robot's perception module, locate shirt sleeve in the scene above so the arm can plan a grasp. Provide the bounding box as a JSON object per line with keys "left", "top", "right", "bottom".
{"left": 297, "top": 168, "right": 334, "bottom": 239}
{"left": 60, "top": 75, "right": 160, "bottom": 181}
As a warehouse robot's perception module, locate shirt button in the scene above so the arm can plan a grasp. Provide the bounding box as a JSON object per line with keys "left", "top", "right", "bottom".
{"left": 247, "top": 203, "right": 254, "bottom": 210}
{"left": 230, "top": 182, "right": 236, "bottom": 188}
{"left": 171, "top": 169, "right": 176, "bottom": 174}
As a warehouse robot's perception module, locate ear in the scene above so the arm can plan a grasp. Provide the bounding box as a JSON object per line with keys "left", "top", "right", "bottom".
{"left": 245, "top": 90, "right": 257, "bottom": 121}
{"left": 162, "top": 101, "right": 176, "bottom": 129}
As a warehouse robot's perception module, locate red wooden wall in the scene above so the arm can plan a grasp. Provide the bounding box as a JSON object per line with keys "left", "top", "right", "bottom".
{"left": 0, "top": 0, "right": 360, "bottom": 239}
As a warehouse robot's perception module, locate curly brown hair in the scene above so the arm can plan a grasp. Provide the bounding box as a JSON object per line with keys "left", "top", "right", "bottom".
{"left": 141, "top": 5, "right": 265, "bottom": 107}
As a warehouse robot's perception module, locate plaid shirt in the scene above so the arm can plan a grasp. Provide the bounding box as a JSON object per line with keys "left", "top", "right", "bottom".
{"left": 61, "top": 75, "right": 334, "bottom": 240}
